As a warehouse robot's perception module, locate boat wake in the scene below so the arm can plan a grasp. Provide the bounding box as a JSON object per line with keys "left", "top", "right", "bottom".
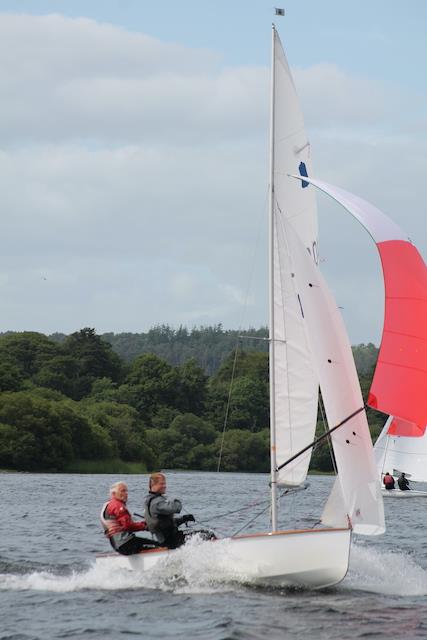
{"left": 2, "top": 538, "right": 427, "bottom": 596}
{"left": 345, "top": 542, "right": 427, "bottom": 596}
{"left": 0, "top": 538, "right": 246, "bottom": 595}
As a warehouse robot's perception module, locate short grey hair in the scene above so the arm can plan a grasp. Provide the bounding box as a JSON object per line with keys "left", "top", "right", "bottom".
{"left": 110, "top": 481, "right": 127, "bottom": 496}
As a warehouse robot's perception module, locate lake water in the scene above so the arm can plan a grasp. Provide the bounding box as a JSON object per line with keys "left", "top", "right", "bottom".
{"left": 1, "top": 472, "right": 427, "bottom": 640}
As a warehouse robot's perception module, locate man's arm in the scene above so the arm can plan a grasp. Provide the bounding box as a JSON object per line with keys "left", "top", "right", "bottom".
{"left": 108, "top": 502, "right": 147, "bottom": 532}
{"left": 150, "top": 495, "right": 182, "bottom": 516}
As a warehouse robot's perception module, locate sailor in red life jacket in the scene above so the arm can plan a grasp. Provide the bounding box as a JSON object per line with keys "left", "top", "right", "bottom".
{"left": 383, "top": 472, "right": 395, "bottom": 490}
{"left": 100, "top": 481, "right": 158, "bottom": 555}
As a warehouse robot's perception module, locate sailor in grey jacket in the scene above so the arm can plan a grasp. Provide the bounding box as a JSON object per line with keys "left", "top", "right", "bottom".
{"left": 144, "top": 472, "right": 194, "bottom": 548}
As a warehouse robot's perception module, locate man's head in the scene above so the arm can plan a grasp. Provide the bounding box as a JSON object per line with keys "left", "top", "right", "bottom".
{"left": 110, "top": 481, "right": 128, "bottom": 502}
{"left": 149, "top": 472, "right": 166, "bottom": 494}
{"left": 401, "top": 472, "right": 405, "bottom": 477}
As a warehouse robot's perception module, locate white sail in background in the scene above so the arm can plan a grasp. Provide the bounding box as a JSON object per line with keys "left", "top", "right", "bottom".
{"left": 280, "top": 217, "right": 385, "bottom": 534}
{"left": 375, "top": 417, "right": 427, "bottom": 483}
{"left": 272, "top": 29, "right": 319, "bottom": 486}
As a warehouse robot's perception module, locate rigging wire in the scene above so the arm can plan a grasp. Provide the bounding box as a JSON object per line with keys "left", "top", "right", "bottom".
{"left": 231, "top": 485, "right": 306, "bottom": 536}
{"left": 318, "top": 392, "right": 338, "bottom": 476}
{"left": 216, "top": 342, "right": 241, "bottom": 472}
{"left": 380, "top": 422, "right": 391, "bottom": 479}
{"left": 184, "top": 486, "right": 309, "bottom": 538}
{"left": 181, "top": 482, "right": 308, "bottom": 537}
{"left": 182, "top": 483, "right": 295, "bottom": 533}
{"left": 186, "top": 492, "right": 270, "bottom": 526}
{"left": 180, "top": 480, "right": 273, "bottom": 533}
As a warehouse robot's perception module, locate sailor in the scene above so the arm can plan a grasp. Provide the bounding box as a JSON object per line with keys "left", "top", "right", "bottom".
{"left": 144, "top": 472, "right": 195, "bottom": 549}
{"left": 383, "top": 472, "right": 395, "bottom": 490}
{"left": 397, "top": 472, "right": 410, "bottom": 491}
{"left": 100, "top": 481, "right": 157, "bottom": 555}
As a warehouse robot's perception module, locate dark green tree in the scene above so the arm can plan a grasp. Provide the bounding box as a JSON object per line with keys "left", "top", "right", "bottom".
{"left": 145, "top": 413, "right": 216, "bottom": 469}
{"left": 206, "top": 376, "right": 268, "bottom": 432}
{"left": 33, "top": 355, "right": 81, "bottom": 398}
{"left": 211, "top": 349, "right": 268, "bottom": 386}
{"left": 88, "top": 377, "right": 121, "bottom": 402}
{"left": 0, "top": 392, "right": 74, "bottom": 470}
{"left": 0, "top": 390, "right": 113, "bottom": 470}
{"left": 176, "top": 359, "right": 208, "bottom": 414}
{"left": 125, "top": 353, "right": 180, "bottom": 422}
{"left": 62, "top": 328, "right": 123, "bottom": 398}
{"left": 83, "top": 400, "right": 156, "bottom": 466}
{"left": 214, "top": 429, "right": 269, "bottom": 472}
{"left": 0, "top": 361, "right": 23, "bottom": 392}
{"left": 151, "top": 406, "right": 180, "bottom": 430}
{"left": 0, "top": 332, "right": 60, "bottom": 377}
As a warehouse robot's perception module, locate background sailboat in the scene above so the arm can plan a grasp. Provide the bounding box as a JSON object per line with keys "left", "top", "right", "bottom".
{"left": 375, "top": 417, "right": 427, "bottom": 497}
{"left": 97, "top": 24, "right": 385, "bottom": 588}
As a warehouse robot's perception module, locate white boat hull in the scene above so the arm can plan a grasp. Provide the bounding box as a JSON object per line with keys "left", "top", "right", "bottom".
{"left": 381, "top": 488, "right": 427, "bottom": 498}
{"left": 96, "top": 527, "right": 351, "bottom": 589}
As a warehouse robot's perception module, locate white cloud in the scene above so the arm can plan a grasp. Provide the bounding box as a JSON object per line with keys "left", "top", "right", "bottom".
{"left": 296, "top": 64, "right": 396, "bottom": 128}
{"left": 0, "top": 12, "right": 425, "bottom": 343}
{"left": 0, "top": 13, "right": 267, "bottom": 146}
{"left": 170, "top": 272, "right": 197, "bottom": 298}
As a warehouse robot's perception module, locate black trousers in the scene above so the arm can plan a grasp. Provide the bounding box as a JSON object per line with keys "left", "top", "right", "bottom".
{"left": 115, "top": 537, "right": 158, "bottom": 555}
{"left": 163, "top": 528, "right": 217, "bottom": 549}
{"left": 162, "top": 529, "right": 185, "bottom": 549}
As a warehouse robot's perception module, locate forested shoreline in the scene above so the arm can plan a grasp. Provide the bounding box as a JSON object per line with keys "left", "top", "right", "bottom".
{"left": 0, "top": 326, "right": 384, "bottom": 473}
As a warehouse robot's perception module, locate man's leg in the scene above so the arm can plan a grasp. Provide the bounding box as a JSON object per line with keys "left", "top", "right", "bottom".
{"left": 118, "top": 537, "right": 159, "bottom": 555}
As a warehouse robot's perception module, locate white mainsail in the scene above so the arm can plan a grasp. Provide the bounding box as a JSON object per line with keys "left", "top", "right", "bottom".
{"left": 271, "top": 28, "right": 319, "bottom": 487}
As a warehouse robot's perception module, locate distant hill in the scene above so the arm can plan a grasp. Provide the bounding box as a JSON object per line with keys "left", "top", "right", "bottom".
{"left": 31, "top": 325, "right": 378, "bottom": 377}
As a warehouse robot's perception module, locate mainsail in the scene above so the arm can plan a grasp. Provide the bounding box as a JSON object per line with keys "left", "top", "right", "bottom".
{"left": 270, "top": 28, "right": 319, "bottom": 487}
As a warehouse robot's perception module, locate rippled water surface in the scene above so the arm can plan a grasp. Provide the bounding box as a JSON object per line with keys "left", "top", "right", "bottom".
{"left": 1, "top": 472, "right": 427, "bottom": 639}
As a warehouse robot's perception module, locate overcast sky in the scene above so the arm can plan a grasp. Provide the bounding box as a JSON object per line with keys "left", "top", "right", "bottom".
{"left": 0, "top": 0, "right": 426, "bottom": 344}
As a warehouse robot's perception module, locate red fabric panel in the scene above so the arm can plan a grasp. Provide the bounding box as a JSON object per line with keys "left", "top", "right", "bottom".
{"left": 387, "top": 417, "right": 425, "bottom": 437}
{"left": 367, "top": 240, "right": 427, "bottom": 432}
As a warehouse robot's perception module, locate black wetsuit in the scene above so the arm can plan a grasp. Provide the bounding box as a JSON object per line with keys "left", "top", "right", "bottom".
{"left": 398, "top": 475, "right": 410, "bottom": 491}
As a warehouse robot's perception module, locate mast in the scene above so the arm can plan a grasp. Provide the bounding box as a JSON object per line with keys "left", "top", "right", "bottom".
{"left": 268, "top": 23, "right": 278, "bottom": 531}
{"left": 380, "top": 428, "right": 391, "bottom": 479}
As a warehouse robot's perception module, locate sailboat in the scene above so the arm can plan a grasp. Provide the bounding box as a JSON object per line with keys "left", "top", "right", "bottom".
{"left": 96, "top": 23, "right": 385, "bottom": 588}
{"left": 374, "top": 417, "right": 427, "bottom": 497}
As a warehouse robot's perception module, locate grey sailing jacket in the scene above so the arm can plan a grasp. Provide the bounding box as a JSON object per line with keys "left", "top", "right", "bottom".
{"left": 144, "top": 492, "right": 182, "bottom": 544}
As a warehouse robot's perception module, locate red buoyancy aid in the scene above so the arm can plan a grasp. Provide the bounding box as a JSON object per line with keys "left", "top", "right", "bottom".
{"left": 383, "top": 475, "right": 394, "bottom": 487}
{"left": 100, "top": 498, "right": 146, "bottom": 550}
